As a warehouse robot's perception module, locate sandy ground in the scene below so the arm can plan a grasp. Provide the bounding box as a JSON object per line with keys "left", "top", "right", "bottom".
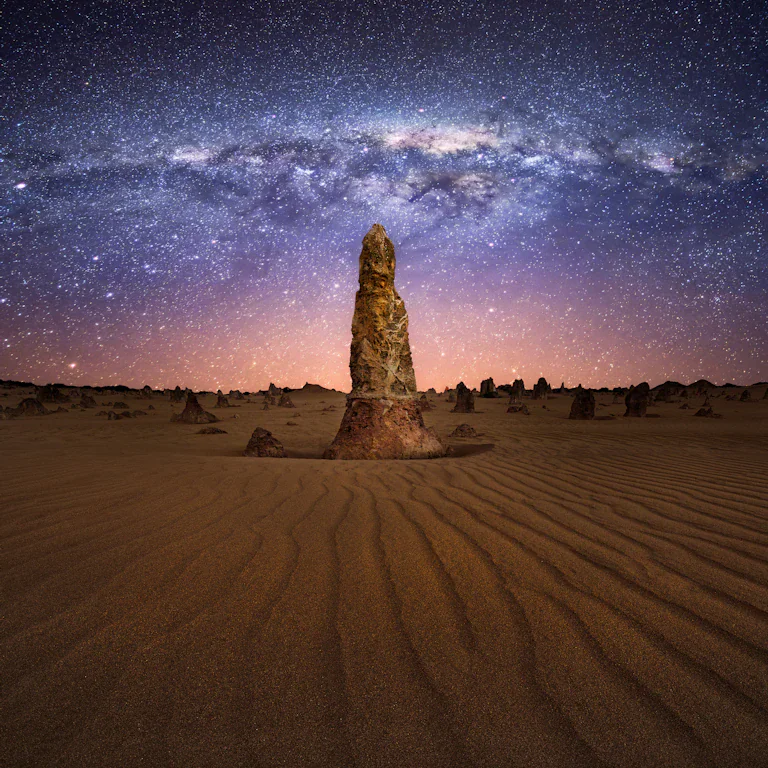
{"left": 1, "top": 386, "right": 767, "bottom": 767}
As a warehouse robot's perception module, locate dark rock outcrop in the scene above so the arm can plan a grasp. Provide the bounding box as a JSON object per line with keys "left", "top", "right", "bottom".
{"left": 509, "top": 379, "right": 525, "bottom": 404}
{"left": 12, "top": 398, "right": 50, "bottom": 416}
{"left": 452, "top": 382, "right": 475, "bottom": 414}
{"left": 569, "top": 386, "right": 595, "bottom": 420}
{"left": 198, "top": 427, "right": 228, "bottom": 434}
{"left": 278, "top": 392, "right": 296, "bottom": 408}
{"left": 216, "top": 393, "right": 230, "bottom": 407}
{"left": 624, "top": 383, "right": 651, "bottom": 417}
{"left": 532, "top": 377, "right": 550, "bottom": 400}
{"left": 740, "top": 389, "right": 752, "bottom": 402}
{"left": 694, "top": 406, "right": 722, "bottom": 418}
{"left": 243, "top": 427, "right": 286, "bottom": 457}
{"left": 507, "top": 404, "right": 530, "bottom": 415}
{"left": 37, "top": 384, "right": 70, "bottom": 404}
{"left": 450, "top": 424, "right": 478, "bottom": 438}
{"left": 480, "top": 378, "right": 498, "bottom": 398}
{"left": 418, "top": 393, "right": 433, "bottom": 411}
{"left": 79, "top": 394, "right": 97, "bottom": 408}
{"left": 171, "top": 392, "right": 218, "bottom": 424}
{"left": 324, "top": 224, "right": 446, "bottom": 460}
{"left": 170, "top": 386, "right": 185, "bottom": 403}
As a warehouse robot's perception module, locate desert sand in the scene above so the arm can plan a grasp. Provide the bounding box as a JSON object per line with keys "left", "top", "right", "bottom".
{"left": 1, "top": 385, "right": 767, "bottom": 767}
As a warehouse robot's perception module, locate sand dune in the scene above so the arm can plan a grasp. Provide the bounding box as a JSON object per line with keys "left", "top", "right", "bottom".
{"left": 1, "top": 388, "right": 767, "bottom": 767}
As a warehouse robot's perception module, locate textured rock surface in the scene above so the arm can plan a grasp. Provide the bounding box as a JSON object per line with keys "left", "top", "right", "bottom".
{"left": 278, "top": 392, "right": 295, "bottom": 408}
{"left": 452, "top": 382, "right": 475, "bottom": 413}
{"left": 347, "top": 224, "right": 416, "bottom": 398}
{"left": 569, "top": 387, "right": 595, "bottom": 420}
{"left": 325, "top": 224, "right": 445, "bottom": 460}
{"left": 324, "top": 398, "right": 445, "bottom": 460}
{"left": 740, "top": 389, "right": 752, "bottom": 402}
{"left": 170, "top": 386, "right": 185, "bottom": 403}
{"left": 243, "top": 427, "right": 286, "bottom": 458}
{"left": 418, "top": 393, "right": 433, "bottom": 411}
{"left": 216, "top": 394, "right": 230, "bottom": 408}
{"left": 507, "top": 403, "right": 530, "bottom": 415}
{"left": 624, "top": 383, "right": 651, "bottom": 417}
{"left": 171, "top": 393, "right": 218, "bottom": 424}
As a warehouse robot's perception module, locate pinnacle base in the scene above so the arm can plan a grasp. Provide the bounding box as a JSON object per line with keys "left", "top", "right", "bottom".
{"left": 324, "top": 398, "right": 446, "bottom": 460}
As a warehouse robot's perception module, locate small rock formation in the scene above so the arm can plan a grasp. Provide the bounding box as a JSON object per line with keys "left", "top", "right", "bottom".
{"left": 12, "top": 398, "right": 50, "bottom": 416}
{"left": 740, "top": 389, "right": 752, "bottom": 402}
{"left": 679, "top": 403, "right": 691, "bottom": 410}
{"left": 509, "top": 379, "right": 525, "bottom": 404}
{"left": 278, "top": 392, "right": 296, "bottom": 408}
{"left": 198, "top": 427, "right": 227, "bottom": 434}
{"left": 79, "top": 394, "right": 97, "bottom": 408}
{"left": 171, "top": 392, "right": 218, "bottom": 424}
{"left": 507, "top": 404, "right": 530, "bottom": 415}
{"left": 216, "top": 393, "right": 230, "bottom": 408}
{"left": 452, "top": 382, "right": 475, "bottom": 413}
{"left": 694, "top": 406, "right": 722, "bottom": 418}
{"left": 262, "top": 402, "right": 271, "bottom": 410}
{"left": 624, "top": 383, "right": 651, "bottom": 417}
{"left": 480, "top": 378, "right": 498, "bottom": 398}
{"left": 229, "top": 389, "right": 245, "bottom": 400}
{"left": 37, "top": 384, "right": 70, "bottom": 403}
{"left": 139, "top": 385, "right": 153, "bottom": 400}
{"left": 532, "top": 377, "right": 550, "bottom": 400}
{"left": 268, "top": 383, "right": 282, "bottom": 397}
{"left": 112, "top": 401, "right": 128, "bottom": 409}
{"left": 243, "top": 427, "right": 286, "bottom": 457}
{"left": 264, "top": 393, "right": 276, "bottom": 405}
{"left": 569, "top": 386, "right": 595, "bottom": 420}
{"left": 170, "top": 386, "right": 185, "bottom": 403}
{"left": 418, "top": 393, "right": 433, "bottom": 411}
{"left": 147, "top": 404, "right": 155, "bottom": 410}
{"left": 450, "top": 424, "right": 478, "bottom": 438}
{"left": 324, "top": 224, "right": 446, "bottom": 460}
{"left": 447, "top": 391, "right": 456, "bottom": 403}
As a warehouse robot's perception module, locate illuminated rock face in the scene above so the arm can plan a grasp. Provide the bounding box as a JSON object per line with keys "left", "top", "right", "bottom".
{"left": 324, "top": 224, "right": 446, "bottom": 460}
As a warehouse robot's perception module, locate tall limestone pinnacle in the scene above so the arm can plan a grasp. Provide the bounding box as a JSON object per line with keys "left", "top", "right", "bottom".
{"left": 349, "top": 223, "right": 417, "bottom": 397}
{"left": 324, "top": 224, "right": 446, "bottom": 460}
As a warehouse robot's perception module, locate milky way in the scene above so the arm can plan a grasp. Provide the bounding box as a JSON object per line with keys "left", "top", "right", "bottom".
{"left": 1, "top": 0, "right": 766, "bottom": 391}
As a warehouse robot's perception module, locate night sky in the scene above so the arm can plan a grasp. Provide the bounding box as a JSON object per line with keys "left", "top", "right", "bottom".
{"left": 1, "top": 0, "right": 766, "bottom": 392}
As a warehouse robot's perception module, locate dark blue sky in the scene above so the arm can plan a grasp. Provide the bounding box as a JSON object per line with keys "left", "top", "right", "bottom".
{"left": 1, "top": 0, "right": 765, "bottom": 390}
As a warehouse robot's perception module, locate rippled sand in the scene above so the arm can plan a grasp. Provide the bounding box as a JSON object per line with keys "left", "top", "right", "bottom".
{"left": 1, "top": 386, "right": 767, "bottom": 767}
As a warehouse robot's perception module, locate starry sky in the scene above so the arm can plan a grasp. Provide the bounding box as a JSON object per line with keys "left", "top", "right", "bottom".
{"left": 1, "top": 0, "right": 766, "bottom": 392}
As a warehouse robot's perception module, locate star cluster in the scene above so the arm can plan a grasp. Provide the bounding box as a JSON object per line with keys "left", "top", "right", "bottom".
{"left": 1, "top": 0, "right": 766, "bottom": 390}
